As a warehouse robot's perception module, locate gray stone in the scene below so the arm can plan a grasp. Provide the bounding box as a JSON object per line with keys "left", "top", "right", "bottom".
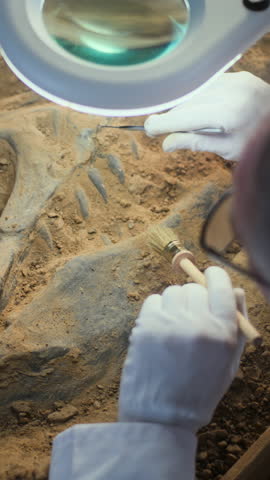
{"left": 47, "top": 405, "right": 78, "bottom": 423}
{"left": 0, "top": 244, "right": 140, "bottom": 412}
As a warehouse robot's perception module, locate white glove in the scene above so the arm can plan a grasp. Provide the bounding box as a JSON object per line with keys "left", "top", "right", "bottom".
{"left": 119, "top": 267, "right": 246, "bottom": 432}
{"left": 144, "top": 72, "right": 270, "bottom": 161}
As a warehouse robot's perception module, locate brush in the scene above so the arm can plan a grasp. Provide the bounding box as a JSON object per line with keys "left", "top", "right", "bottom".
{"left": 148, "top": 226, "right": 262, "bottom": 346}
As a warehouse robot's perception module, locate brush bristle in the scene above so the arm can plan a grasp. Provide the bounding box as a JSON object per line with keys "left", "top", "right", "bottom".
{"left": 148, "top": 225, "right": 179, "bottom": 254}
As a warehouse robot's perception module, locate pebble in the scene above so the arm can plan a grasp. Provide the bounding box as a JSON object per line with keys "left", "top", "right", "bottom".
{"left": 227, "top": 444, "right": 242, "bottom": 454}
{"left": 47, "top": 405, "right": 78, "bottom": 423}
{"left": 47, "top": 211, "right": 59, "bottom": 218}
{"left": 0, "top": 157, "right": 9, "bottom": 166}
{"left": 198, "top": 432, "right": 212, "bottom": 444}
{"left": 243, "top": 366, "right": 261, "bottom": 380}
{"left": 53, "top": 401, "right": 65, "bottom": 410}
{"left": 11, "top": 401, "right": 32, "bottom": 415}
{"left": 235, "top": 368, "right": 244, "bottom": 380}
{"left": 73, "top": 215, "right": 83, "bottom": 224}
{"left": 127, "top": 291, "right": 140, "bottom": 301}
{"left": 198, "top": 451, "right": 208, "bottom": 461}
{"left": 245, "top": 344, "right": 257, "bottom": 355}
{"left": 119, "top": 200, "right": 131, "bottom": 208}
{"left": 200, "top": 468, "right": 212, "bottom": 479}
{"left": 225, "top": 453, "right": 237, "bottom": 466}
{"left": 94, "top": 401, "right": 101, "bottom": 409}
{"left": 212, "top": 429, "right": 228, "bottom": 441}
{"left": 18, "top": 414, "right": 30, "bottom": 425}
{"left": 218, "top": 441, "right": 228, "bottom": 449}
{"left": 231, "top": 435, "right": 242, "bottom": 444}
{"left": 128, "top": 220, "right": 135, "bottom": 230}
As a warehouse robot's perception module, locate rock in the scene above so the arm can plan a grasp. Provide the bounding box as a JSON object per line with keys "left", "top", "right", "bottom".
{"left": 225, "top": 453, "right": 237, "bottom": 467}
{"left": 227, "top": 444, "right": 242, "bottom": 454}
{"left": 47, "top": 211, "right": 59, "bottom": 218}
{"left": 198, "top": 451, "right": 208, "bottom": 461}
{"left": 0, "top": 157, "right": 9, "bottom": 166}
{"left": 200, "top": 468, "right": 212, "bottom": 479}
{"left": 128, "top": 220, "right": 135, "bottom": 230}
{"left": 119, "top": 200, "right": 131, "bottom": 208}
{"left": 73, "top": 215, "right": 83, "bottom": 224}
{"left": 231, "top": 435, "right": 242, "bottom": 444}
{"left": 245, "top": 344, "right": 257, "bottom": 355}
{"left": 235, "top": 368, "right": 244, "bottom": 380}
{"left": 127, "top": 291, "right": 140, "bottom": 301}
{"left": 94, "top": 400, "right": 101, "bottom": 409}
{"left": 235, "top": 402, "right": 245, "bottom": 411}
{"left": 198, "top": 432, "right": 212, "bottom": 444}
{"left": 18, "top": 413, "right": 30, "bottom": 425}
{"left": 11, "top": 401, "right": 32, "bottom": 415}
{"left": 218, "top": 441, "right": 228, "bottom": 449}
{"left": 213, "top": 429, "right": 228, "bottom": 441}
{"left": 0, "top": 246, "right": 140, "bottom": 411}
{"left": 47, "top": 405, "right": 78, "bottom": 423}
{"left": 53, "top": 401, "right": 65, "bottom": 410}
{"left": 243, "top": 366, "right": 261, "bottom": 380}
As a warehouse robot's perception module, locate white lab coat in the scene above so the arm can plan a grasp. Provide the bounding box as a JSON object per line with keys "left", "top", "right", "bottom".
{"left": 49, "top": 422, "right": 197, "bottom": 479}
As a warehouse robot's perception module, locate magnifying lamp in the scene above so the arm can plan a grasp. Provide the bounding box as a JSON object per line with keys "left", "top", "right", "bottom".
{"left": 0, "top": 0, "right": 269, "bottom": 116}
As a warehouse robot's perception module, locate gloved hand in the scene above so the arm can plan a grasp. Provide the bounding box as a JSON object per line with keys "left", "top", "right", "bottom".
{"left": 49, "top": 267, "right": 247, "bottom": 480}
{"left": 144, "top": 72, "right": 270, "bottom": 161}
{"left": 119, "top": 266, "right": 247, "bottom": 432}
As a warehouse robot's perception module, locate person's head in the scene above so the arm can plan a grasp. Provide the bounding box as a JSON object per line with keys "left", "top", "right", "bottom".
{"left": 233, "top": 113, "right": 270, "bottom": 296}
{"left": 200, "top": 113, "right": 270, "bottom": 298}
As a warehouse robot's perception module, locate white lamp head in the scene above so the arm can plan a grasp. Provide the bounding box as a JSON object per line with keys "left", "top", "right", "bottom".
{"left": 0, "top": 0, "right": 269, "bottom": 116}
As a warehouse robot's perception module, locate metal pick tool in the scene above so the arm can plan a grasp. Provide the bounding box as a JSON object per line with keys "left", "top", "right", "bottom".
{"left": 101, "top": 125, "right": 225, "bottom": 135}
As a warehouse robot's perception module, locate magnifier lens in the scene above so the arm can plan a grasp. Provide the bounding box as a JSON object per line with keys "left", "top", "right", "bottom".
{"left": 43, "top": 0, "right": 190, "bottom": 66}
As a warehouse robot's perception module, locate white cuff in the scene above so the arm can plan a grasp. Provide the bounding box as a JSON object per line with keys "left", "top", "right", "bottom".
{"left": 49, "top": 422, "right": 197, "bottom": 480}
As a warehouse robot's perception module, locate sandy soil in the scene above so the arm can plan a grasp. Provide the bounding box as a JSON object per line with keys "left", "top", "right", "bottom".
{"left": 0, "top": 34, "right": 269, "bottom": 480}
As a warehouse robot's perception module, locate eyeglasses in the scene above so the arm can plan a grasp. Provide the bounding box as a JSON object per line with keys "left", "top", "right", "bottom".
{"left": 200, "top": 189, "right": 270, "bottom": 287}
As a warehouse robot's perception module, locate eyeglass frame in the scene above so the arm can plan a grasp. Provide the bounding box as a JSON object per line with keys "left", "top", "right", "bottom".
{"left": 199, "top": 188, "right": 270, "bottom": 288}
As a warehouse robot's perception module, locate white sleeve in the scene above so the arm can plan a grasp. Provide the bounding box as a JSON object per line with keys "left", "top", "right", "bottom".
{"left": 49, "top": 422, "right": 197, "bottom": 480}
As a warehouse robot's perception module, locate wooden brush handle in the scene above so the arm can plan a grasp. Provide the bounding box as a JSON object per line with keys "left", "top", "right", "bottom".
{"left": 177, "top": 257, "right": 262, "bottom": 346}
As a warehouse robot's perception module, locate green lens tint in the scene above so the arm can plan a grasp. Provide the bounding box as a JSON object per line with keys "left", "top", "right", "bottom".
{"left": 43, "top": 0, "right": 190, "bottom": 66}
